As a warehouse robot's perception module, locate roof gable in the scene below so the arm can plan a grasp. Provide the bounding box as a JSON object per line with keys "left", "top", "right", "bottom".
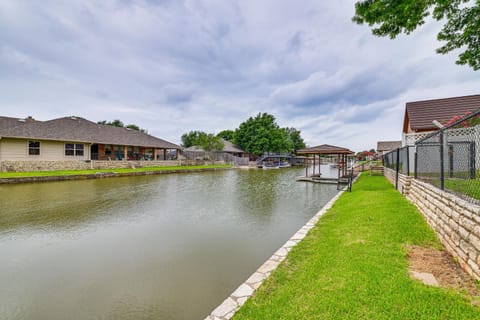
{"left": 377, "top": 141, "right": 401, "bottom": 152}
{"left": 403, "top": 94, "right": 480, "bottom": 133}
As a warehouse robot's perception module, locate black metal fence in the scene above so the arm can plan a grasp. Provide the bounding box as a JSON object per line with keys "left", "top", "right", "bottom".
{"left": 382, "top": 146, "right": 415, "bottom": 190}
{"left": 415, "top": 109, "right": 480, "bottom": 204}
{"left": 383, "top": 109, "right": 480, "bottom": 204}
{"left": 383, "top": 146, "right": 414, "bottom": 176}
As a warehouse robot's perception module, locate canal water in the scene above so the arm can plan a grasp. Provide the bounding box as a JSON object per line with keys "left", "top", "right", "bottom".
{"left": 0, "top": 167, "right": 338, "bottom": 320}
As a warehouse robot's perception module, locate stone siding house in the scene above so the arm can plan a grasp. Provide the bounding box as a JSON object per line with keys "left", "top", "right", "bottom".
{"left": 0, "top": 116, "right": 181, "bottom": 171}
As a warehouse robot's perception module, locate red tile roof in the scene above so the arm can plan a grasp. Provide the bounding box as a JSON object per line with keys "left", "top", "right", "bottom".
{"left": 403, "top": 94, "right": 480, "bottom": 133}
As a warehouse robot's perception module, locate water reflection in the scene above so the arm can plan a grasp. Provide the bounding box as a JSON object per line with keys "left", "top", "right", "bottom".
{"left": 0, "top": 168, "right": 338, "bottom": 320}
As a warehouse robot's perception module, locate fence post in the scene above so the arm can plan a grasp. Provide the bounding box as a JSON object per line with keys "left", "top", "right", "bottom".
{"left": 406, "top": 146, "right": 410, "bottom": 176}
{"left": 395, "top": 148, "right": 400, "bottom": 190}
{"left": 439, "top": 130, "right": 445, "bottom": 190}
{"left": 470, "top": 142, "right": 476, "bottom": 179}
{"left": 448, "top": 144, "right": 454, "bottom": 178}
{"left": 414, "top": 149, "right": 418, "bottom": 179}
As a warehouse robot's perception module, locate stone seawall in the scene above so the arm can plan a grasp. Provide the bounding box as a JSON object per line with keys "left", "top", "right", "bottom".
{"left": 0, "top": 167, "right": 233, "bottom": 185}
{"left": 0, "top": 160, "right": 181, "bottom": 172}
{"left": 384, "top": 167, "right": 480, "bottom": 279}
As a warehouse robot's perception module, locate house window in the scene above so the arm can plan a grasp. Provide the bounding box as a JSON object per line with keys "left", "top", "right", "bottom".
{"left": 65, "top": 143, "right": 84, "bottom": 156}
{"left": 28, "top": 141, "right": 40, "bottom": 155}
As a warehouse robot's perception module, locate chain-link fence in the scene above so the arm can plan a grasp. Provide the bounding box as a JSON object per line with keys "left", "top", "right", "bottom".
{"left": 415, "top": 109, "right": 480, "bottom": 204}
{"left": 383, "top": 146, "right": 414, "bottom": 176}
{"left": 382, "top": 146, "right": 415, "bottom": 190}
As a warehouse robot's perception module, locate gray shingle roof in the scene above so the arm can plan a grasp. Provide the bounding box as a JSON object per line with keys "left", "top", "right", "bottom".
{"left": 0, "top": 116, "right": 23, "bottom": 132}
{"left": 404, "top": 94, "right": 480, "bottom": 132}
{"left": 377, "top": 141, "right": 402, "bottom": 152}
{"left": 221, "top": 140, "right": 245, "bottom": 153}
{"left": 0, "top": 116, "right": 181, "bottom": 149}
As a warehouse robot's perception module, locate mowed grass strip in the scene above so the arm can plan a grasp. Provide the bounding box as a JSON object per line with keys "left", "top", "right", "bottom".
{"left": 0, "top": 164, "right": 232, "bottom": 178}
{"left": 234, "top": 175, "right": 480, "bottom": 320}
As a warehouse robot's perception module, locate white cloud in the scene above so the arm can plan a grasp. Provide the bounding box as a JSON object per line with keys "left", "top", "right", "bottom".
{"left": 0, "top": 0, "right": 479, "bottom": 150}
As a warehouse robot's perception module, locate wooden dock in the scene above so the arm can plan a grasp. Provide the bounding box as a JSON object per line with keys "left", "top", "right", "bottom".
{"left": 296, "top": 176, "right": 338, "bottom": 184}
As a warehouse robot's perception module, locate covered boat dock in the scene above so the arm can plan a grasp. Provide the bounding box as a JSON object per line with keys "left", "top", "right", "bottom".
{"left": 296, "top": 144, "right": 355, "bottom": 185}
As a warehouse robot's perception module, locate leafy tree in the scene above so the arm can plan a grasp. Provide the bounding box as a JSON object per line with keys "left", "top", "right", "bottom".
{"left": 126, "top": 124, "right": 140, "bottom": 131}
{"left": 217, "top": 130, "right": 235, "bottom": 141}
{"left": 181, "top": 130, "right": 208, "bottom": 148}
{"left": 100, "top": 119, "right": 124, "bottom": 127}
{"left": 353, "top": 0, "right": 480, "bottom": 70}
{"left": 284, "top": 127, "right": 306, "bottom": 152}
{"left": 234, "top": 113, "right": 293, "bottom": 156}
{"left": 199, "top": 134, "right": 224, "bottom": 152}
{"left": 98, "top": 120, "right": 146, "bottom": 133}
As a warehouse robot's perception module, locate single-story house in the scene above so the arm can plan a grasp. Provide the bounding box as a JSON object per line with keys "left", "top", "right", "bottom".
{"left": 183, "top": 139, "right": 247, "bottom": 158}
{"left": 377, "top": 141, "right": 402, "bottom": 155}
{"left": 0, "top": 115, "right": 181, "bottom": 162}
{"left": 402, "top": 94, "right": 480, "bottom": 146}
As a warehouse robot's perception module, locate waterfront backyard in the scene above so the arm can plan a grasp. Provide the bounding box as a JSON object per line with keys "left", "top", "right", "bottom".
{"left": 234, "top": 175, "right": 480, "bottom": 320}
{"left": 0, "top": 167, "right": 338, "bottom": 319}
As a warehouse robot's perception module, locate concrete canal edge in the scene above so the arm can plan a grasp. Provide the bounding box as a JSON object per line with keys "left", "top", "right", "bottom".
{"left": 204, "top": 173, "right": 361, "bottom": 320}
{"left": 0, "top": 167, "right": 233, "bottom": 184}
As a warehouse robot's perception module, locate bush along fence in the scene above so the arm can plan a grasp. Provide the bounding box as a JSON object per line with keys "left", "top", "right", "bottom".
{"left": 382, "top": 109, "right": 480, "bottom": 279}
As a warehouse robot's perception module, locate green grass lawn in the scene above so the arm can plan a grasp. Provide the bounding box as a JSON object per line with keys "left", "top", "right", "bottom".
{"left": 234, "top": 175, "right": 480, "bottom": 320}
{"left": 445, "top": 178, "right": 480, "bottom": 201}
{"left": 0, "top": 164, "right": 232, "bottom": 178}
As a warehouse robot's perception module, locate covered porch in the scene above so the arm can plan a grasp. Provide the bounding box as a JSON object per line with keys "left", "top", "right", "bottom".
{"left": 91, "top": 144, "right": 180, "bottom": 161}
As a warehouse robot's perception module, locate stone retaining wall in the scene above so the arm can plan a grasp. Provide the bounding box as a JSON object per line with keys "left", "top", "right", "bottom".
{"left": 384, "top": 167, "right": 480, "bottom": 279}
{"left": 0, "top": 160, "right": 181, "bottom": 172}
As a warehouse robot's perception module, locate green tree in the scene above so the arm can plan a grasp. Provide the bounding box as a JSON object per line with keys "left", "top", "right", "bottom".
{"left": 284, "top": 127, "right": 306, "bottom": 153}
{"left": 126, "top": 124, "right": 140, "bottom": 131}
{"left": 217, "top": 130, "right": 235, "bottom": 141}
{"left": 98, "top": 120, "right": 146, "bottom": 132}
{"left": 353, "top": 0, "right": 480, "bottom": 70}
{"left": 199, "top": 134, "right": 224, "bottom": 152}
{"left": 234, "top": 113, "right": 292, "bottom": 156}
{"left": 181, "top": 130, "right": 207, "bottom": 148}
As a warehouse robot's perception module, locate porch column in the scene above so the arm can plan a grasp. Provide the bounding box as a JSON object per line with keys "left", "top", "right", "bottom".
{"left": 154, "top": 148, "right": 158, "bottom": 161}
{"left": 164, "top": 149, "right": 167, "bottom": 160}
{"left": 123, "top": 146, "right": 128, "bottom": 161}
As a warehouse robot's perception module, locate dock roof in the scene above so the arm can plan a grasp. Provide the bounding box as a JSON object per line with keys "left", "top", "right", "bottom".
{"left": 296, "top": 144, "right": 354, "bottom": 155}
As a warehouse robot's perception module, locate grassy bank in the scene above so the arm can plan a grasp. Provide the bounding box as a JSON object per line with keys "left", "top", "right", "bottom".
{"left": 0, "top": 164, "right": 232, "bottom": 178}
{"left": 234, "top": 175, "right": 480, "bottom": 320}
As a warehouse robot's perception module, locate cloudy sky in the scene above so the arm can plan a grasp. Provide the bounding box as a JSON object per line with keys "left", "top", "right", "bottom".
{"left": 1, "top": 1, "right": 479, "bottom": 151}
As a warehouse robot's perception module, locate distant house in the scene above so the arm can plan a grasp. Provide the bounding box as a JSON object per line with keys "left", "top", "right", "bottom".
{"left": 377, "top": 141, "right": 402, "bottom": 155}
{"left": 402, "top": 94, "right": 480, "bottom": 146}
{"left": 184, "top": 139, "right": 246, "bottom": 158}
{"left": 0, "top": 116, "right": 181, "bottom": 162}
